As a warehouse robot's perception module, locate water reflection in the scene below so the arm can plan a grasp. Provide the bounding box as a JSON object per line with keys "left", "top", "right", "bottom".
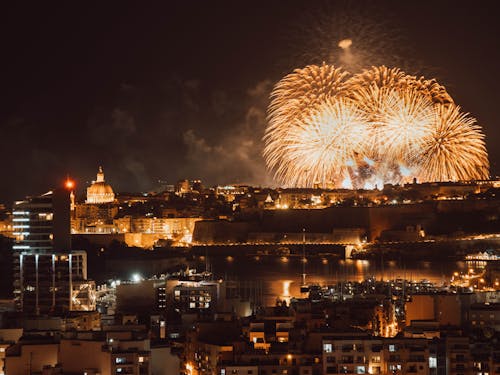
{"left": 281, "top": 280, "right": 292, "bottom": 305}
{"left": 206, "top": 255, "right": 471, "bottom": 306}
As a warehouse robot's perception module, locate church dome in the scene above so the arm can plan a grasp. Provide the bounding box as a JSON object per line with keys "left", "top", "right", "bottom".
{"left": 86, "top": 166, "right": 115, "bottom": 204}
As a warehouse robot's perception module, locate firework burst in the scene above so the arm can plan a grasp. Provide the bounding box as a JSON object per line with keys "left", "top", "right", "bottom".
{"left": 264, "top": 64, "right": 489, "bottom": 188}
{"left": 417, "top": 104, "right": 489, "bottom": 182}
{"left": 267, "top": 98, "right": 368, "bottom": 187}
{"left": 267, "top": 64, "right": 348, "bottom": 129}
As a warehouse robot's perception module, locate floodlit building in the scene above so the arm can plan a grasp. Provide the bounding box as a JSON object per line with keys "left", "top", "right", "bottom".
{"left": 86, "top": 166, "right": 115, "bottom": 204}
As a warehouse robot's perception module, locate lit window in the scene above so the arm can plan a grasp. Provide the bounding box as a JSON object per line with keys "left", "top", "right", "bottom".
{"left": 324, "top": 343, "right": 333, "bottom": 353}
{"left": 138, "top": 356, "right": 144, "bottom": 363}
{"left": 356, "top": 366, "right": 365, "bottom": 374}
{"left": 429, "top": 356, "right": 437, "bottom": 369}
{"left": 389, "top": 344, "right": 396, "bottom": 352}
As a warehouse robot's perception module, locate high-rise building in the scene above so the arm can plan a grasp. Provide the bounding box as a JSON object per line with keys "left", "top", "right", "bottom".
{"left": 13, "top": 189, "right": 71, "bottom": 253}
{"left": 12, "top": 188, "right": 95, "bottom": 314}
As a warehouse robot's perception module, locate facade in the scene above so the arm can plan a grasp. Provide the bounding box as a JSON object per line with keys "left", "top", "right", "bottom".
{"left": 12, "top": 189, "right": 95, "bottom": 313}
{"left": 0, "top": 329, "right": 23, "bottom": 375}
{"left": 12, "top": 189, "right": 71, "bottom": 254}
{"left": 15, "top": 251, "right": 95, "bottom": 314}
{"left": 4, "top": 330, "right": 151, "bottom": 375}
{"left": 321, "top": 337, "right": 433, "bottom": 375}
{"left": 4, "top": 342, "right": 59, "bottom": 375}
{"left": 59, "top": 336, "right": 150, "bottom": 375}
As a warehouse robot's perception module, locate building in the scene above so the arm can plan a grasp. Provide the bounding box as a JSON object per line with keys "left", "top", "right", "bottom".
{"left": 0, "top": 329, "right": 23, "bottom": 375}
{"left": 86, "top": 166, "right": 115, "bottom": 204}
{"left": 15, "top": 251, "right": 95, "bottom": 314}
{"left": 4, "top": 339, "right": 59, "bottom": 375}
{"left": 4, "top": 329, "right": 151, "bottom": 375}
{"left": 321, "top": 336, "right": 433, "bottom": 375}
{"left": 58, "top": 332, "right": 150, "bottom": 375}
{"left": 12, "top": 188, "right": 95, "bottom": 314}
{"left": 13, "top": 189, "right": 71, "bottom": 253}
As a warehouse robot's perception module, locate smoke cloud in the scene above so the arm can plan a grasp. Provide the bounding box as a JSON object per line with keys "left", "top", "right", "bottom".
{"left": 182, "top": 80, "right": 275, "bottom": 187}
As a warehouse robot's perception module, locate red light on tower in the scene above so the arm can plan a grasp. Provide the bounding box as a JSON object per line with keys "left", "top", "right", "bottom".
{"left": 65, "top": 177, "right": 75, "bottom": 190}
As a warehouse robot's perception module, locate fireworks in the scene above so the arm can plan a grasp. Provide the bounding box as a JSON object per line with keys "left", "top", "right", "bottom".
{"left": 264, "top": 64, "right": 489, "bottom": 188}
{"left": 418, "top": 104, "right": 490, "bottom": 182}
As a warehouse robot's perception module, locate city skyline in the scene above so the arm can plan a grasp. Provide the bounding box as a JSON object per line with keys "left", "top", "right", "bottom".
{"left": 1, "top": 4, "right": 499, "bottom": 374}
{"left": 2, "top": 1, "right": 500, "bottom": 203}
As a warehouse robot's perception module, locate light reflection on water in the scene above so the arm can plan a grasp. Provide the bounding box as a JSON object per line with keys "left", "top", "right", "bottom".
{"left": 203, "top": 255, "right": 468, "bottom": 306}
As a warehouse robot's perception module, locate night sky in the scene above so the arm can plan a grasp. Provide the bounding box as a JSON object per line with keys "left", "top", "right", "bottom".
{"left": 2, "top": 1, "right": 499, "bottom": 203}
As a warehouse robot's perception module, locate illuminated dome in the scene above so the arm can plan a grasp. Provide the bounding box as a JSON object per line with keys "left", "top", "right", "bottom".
{"left": 86, "top": 166, "right": 115, "bottom": 204}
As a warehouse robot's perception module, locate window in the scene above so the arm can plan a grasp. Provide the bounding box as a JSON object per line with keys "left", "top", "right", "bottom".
{"left": 372, "top": 356, "right": 381, "bottom": 364}
{"left": 324, "top": 343, "right": 333, "bottom": 353}
{"left": 389, "top": 344, "right": 396, "bottom": 352}
{"left": 115, "top": 357, "right": 127, "bottom": 364}
{"left": 138, "top": 356, "right": 144, "bottom": 363}
{"left": 356, "top": 366, "right": 366, "bottom": 374}
{"left": 389, "top": 364, "right": 401, "bottom": 371}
